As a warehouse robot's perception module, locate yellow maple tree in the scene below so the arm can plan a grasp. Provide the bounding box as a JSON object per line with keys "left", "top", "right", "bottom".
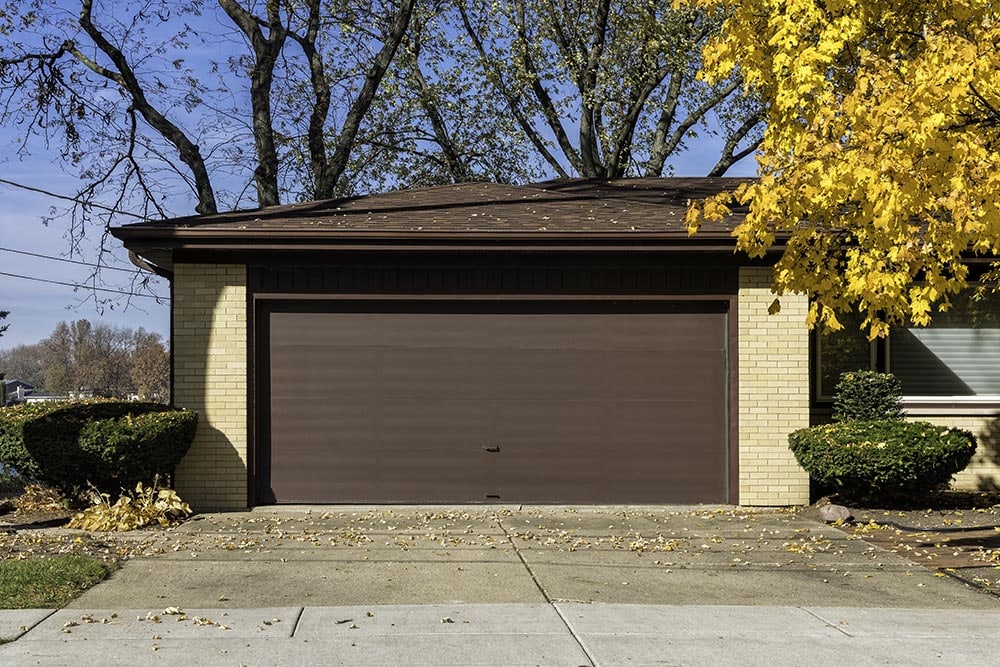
{"left": 680, "top": 0, "right": 1000, "bottom": 337}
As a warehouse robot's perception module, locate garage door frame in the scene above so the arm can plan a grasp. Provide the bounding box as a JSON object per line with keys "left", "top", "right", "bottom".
{"left": 248, "top": 260, "right": 740, "bottom": 506}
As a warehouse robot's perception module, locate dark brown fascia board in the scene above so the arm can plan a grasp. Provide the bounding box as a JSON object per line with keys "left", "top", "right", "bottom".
{"left": 113, "top": 232, "right": 774, "bottom": 280}
{"left": 114, "top": 225, "right": 996, "bottom": 273}
{"left": 112, "top": 228, "right": 743, "bottom": 248}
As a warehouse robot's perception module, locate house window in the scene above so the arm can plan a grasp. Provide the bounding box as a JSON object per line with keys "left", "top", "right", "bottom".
{"left": 815, "top": 289, "right": 1000, "bottom": 402}
{"left": 887, "top": 290, "right": 1000, "bottom": 397}
{"left": 815, "top": 310, "right": 874, "bottom": 400}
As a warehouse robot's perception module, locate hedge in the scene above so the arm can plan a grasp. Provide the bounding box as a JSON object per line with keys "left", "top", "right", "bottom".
{"left": 831, "top": 371, "right": 905, "bottom": 422}
{"left": 0, "top": 400, "right": 197, "bottom": 496}
{"left": 788, "top": 420, "right": 976, "bottom": 505}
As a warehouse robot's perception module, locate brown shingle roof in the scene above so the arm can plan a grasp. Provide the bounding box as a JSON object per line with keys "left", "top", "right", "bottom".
{"left": 115, "top": 177, "right": 750, "bottom": 236}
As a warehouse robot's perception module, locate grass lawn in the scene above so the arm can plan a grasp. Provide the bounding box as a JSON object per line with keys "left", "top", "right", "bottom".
{"left": 0, "top": 555, "right": 111, "bottom": 609}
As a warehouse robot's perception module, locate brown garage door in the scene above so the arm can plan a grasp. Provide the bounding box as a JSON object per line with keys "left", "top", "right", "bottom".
{"left": 263, "top": 300, "right": 728, "bottom": 504}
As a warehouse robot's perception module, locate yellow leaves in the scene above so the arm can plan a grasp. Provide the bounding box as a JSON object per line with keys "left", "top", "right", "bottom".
{"left": 628, "top": 535, "right": 679, "bottom": 554}
{"left": 685, "top": 190, "right": 734, "bottom": 234}
{"left": 676, "top": 0, "right": 1000, "bottom": 335}
{"left": 68, "top": 481, "right": 192, "bottom": 532}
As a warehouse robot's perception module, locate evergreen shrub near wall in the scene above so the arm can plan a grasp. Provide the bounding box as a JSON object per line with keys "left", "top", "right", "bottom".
{"left": 788, "top": 421, "right": 977, "bottom": 504}
{"left": 831, "top": 370, "right": 905, "bottom": 422}
{"left": 0, "top": 400, "right": 197, "bottom": 496}
{"left": 791, "top": 370, "right": 976, "bottom": 505}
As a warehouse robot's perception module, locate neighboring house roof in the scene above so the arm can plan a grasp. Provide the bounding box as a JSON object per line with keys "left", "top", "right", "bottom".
{"left": 3, "top": 379, "right": 37, "bottom": 406}
{"left": 112, "top": 178, "right": 754, "bottom": 275}
{"left": 3, "top": 379, "right": 35, "bottom": 393}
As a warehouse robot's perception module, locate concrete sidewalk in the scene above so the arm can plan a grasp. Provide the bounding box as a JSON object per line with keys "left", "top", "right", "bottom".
{"left": 4, "top": 604, "right": 1000, "bottom": 665}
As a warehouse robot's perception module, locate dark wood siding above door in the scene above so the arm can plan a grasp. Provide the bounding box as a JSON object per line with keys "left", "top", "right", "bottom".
{"left": 262, "top": 300, "right": 729, "bottom": 504}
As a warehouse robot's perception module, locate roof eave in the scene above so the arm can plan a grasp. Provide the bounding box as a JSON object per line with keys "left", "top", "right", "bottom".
{"left": 112, "top": 227, "right": 740, "bottom": 245}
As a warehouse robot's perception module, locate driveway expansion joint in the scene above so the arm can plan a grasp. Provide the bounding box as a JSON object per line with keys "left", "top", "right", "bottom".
{"left": 495, "top": 512, "right": 597, "bottom": 667}
{"left": 800, "top": 606, "right": 853, "bottom": 637}
{"left": 288, "top": 606, "right": 305, "bottom": 637}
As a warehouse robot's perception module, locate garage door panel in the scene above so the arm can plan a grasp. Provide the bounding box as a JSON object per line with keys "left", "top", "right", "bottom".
{"left": 270, "top": 347, "right": 380, "bottom": 397}
{"left": 271, "top": 398, "right": 375, "bottom": 442}
{"left": 269, "top": 398, "right": 377, "bottom": 496}
{"left": 485, "top": 313, "right": 724, "bottom": 349}
{"left": 378, "top": 348, "right": 726, "bottom": 401}
{"left": 265, "top": 303, "right": 729, "bottom": 504}
{"left": 272, "top": 311, "right": 725, "bottom": 350}
{"left": 491, "top": 399, "right": 726, "bottom": 502}
{"left": 270, "top": 397, "right": 494, "bottom": 503}
{"left": 493, "top": 399, "right": 726, "bottom": 448}
{"left": 370, "top": 453, "right": 487, "bottom": 502}
{"left": 373, "top": 400, "right": 492, "bottom": 450}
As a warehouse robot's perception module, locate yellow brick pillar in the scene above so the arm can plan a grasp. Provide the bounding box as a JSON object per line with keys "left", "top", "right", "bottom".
{"left": 737, "top": 267, "right": 811, "bottom": 505}
{"left": 172, "top": 264, "right": 248, "bottom": 510}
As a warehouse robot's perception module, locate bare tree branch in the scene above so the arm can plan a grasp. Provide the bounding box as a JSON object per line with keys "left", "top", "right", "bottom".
{"left": 325, "top": 0, "right": 416, "bottom": 194}
{"left": 707, "top": 111, "right": 763, "bottom": 176}
{"left": 510, "top": 0, "right": 583, "bottom": 174}
{"left": 456, "top": 4, "right": 569, "bottom": 178}
{"left": 219, "top": 0, "right": 286, "bottom": 207}
{"left": 0, "top": 178, "right": 145, "bottom": 218}
{"left": 73, "top": 0, "right": 217, "bottom": 214}
{"left": 649, "top": 78, "right": 743, "bottom": 175}
{"left": 286, "top": 0, "right": 332, "bottom": 199}
{"left": 576, "top": 0, "right": 611, "bottom": 176}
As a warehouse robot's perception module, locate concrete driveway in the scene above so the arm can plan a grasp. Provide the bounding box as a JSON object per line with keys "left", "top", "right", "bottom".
{"left": 65, "top": 505, "right": 999, "bottom": 609}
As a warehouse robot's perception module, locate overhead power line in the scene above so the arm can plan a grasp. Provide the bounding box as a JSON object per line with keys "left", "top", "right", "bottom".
{"left": 0, "top": 246, "right": 147, "bottom": 272}
{"left": 0, "top": 270, "right": 166, "bottom": 300}
{"left": 0, "top": 178, "right": 146, "bottom": 218}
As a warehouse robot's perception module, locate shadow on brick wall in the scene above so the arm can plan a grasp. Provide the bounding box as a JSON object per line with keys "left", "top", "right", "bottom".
{"left": 975, "top": 414, "right": 1000, "bottom": 492}
{"left": 172, "top": 421, "right": 248, "bottom": 511}
{"left": 171, "top": 267, "right": 248, "bottom": 511}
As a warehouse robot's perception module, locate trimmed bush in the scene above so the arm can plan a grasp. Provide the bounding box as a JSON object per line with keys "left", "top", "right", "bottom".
{"left": 832, "top": 371, "right": 904, "bottom": 422}
{"left": 0, "top": 400, "right": 197, "bottom": 496}
{"left": 788, "top": 420, "right": 976, "bottom": 504}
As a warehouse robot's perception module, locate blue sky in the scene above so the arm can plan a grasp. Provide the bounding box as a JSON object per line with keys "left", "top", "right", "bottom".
{"left": 0, "top": 152, "right": 171, "bottom": 349}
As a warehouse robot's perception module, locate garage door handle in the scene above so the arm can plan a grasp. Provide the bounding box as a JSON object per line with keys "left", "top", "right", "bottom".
{"left": 483, "top": 445, "right": 501, "bottom": 453}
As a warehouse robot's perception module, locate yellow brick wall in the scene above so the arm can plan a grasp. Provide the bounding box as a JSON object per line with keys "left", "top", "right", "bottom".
{"left": 737, "top": 267, "right": 811, "bottom": 505}
{"left": 172, "top": 264, "right": 248, "bottom": 510}
{"left": 166, "top": 263, "right": 820, "bottom": 508}
{"left": 904, "top": 414, "right": 1000, "bottom": 492}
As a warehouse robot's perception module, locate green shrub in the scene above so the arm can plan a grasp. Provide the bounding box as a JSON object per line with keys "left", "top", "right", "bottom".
{"left": 788, "top": 420, "right": 976, "bottom": 504}
{"left": 0, "top": 400, "right": 197, "bottom": 496}
{"left": 832, "top": 371, "right": 904, "bottom": 422}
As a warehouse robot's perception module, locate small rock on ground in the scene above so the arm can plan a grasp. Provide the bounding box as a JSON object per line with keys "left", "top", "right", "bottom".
{"left": 819, "top": 503, "right": 853, "bottom": 523}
